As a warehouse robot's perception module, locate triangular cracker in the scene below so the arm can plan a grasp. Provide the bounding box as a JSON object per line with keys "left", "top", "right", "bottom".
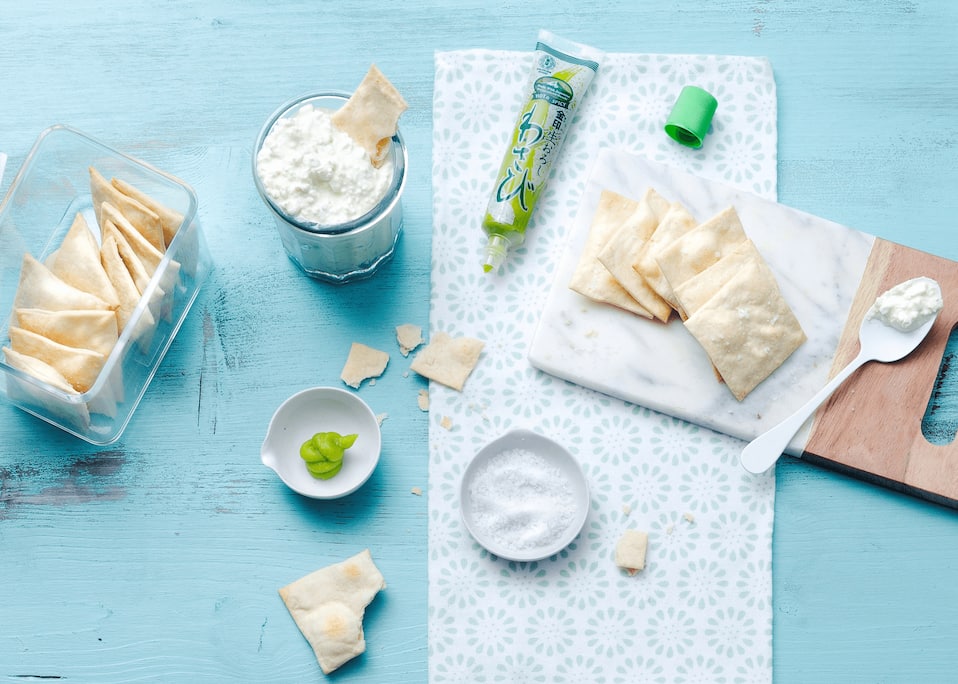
{"left": 8, "top": 326, "right": 106, "bottom": 393}
{"left": 100, "top": 233, "right": 156, "bottom": 340}
{"left": 111, "top": 176, "right": 184, "bottom": 248}
{"left": 100, "top": 202, "right": 164, "bottom": 275}
{"left": 2, "top": 347, "right": 91, "bottom": 427}
{"left": 47, "top": 213, "right": 120, "bottom": 309}
{"left": 13, "top": 253, "right": 112, "bottom": 314}
{"left": 90, "top": 167, "right": 165, "bottom": 252}
{"left": 15, "top": 308, "right": 118, "bottom": 358}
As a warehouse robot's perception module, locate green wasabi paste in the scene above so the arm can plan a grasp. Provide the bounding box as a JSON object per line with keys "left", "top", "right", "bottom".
{"left": 300, "top": 431, "right": 358, "bottom": 480}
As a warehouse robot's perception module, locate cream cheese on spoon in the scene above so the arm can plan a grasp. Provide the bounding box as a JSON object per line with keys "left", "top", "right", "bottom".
{"left": 867, "top": 276, "right": 943, "bottom": 332}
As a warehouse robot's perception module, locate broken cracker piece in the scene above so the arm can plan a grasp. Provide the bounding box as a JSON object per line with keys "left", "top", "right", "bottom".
{"left": 331, "top": 64, "right": 408, "bottom": 168}
{"left": 409, "top": 331, "right": 483, "bottom": 391}
{"left": 614, "top": 528, "right": 648, "bottom": 575}
{"left": 417, "top": 388, "right": 430, "bottom": 411}
{"left": 440, "top": 416, "right": 453, "bottom": 430}
{"left": 278, "top": 549, "right": 386, "bottom": 674}
{"left": 396, "top": 323, "right": 424, "bottom": 356}
{"left": 411, "top": 486, "right": 422, "bottom": 496}
{"left": 340, "top": 342, "right": 389, "bottom": 389}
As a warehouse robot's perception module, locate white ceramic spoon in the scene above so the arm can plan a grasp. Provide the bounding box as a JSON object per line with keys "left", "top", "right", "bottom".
{"left": 740, "top": 280, "right": 942, "bottom": 474}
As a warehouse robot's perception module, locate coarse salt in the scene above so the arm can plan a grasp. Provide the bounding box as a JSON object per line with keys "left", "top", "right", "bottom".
{"left": 466, "top": 448, "right": 577, "bottom": 551}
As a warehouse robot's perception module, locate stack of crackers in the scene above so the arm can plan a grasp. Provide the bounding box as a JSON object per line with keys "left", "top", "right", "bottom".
{"left": 3, "top": 168, "right": 184, "bottom": 408}
{"left": 570, "top": 187, "right": 806, "bottom": 401}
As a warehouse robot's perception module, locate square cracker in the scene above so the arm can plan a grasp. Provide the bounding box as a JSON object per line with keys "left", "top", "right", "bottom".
{"left": 569, "top": 190, "right": 652, "bottom": 318}
{"left": 596, "top": 187, "right": 673, "bottom": 322}
{"left": 632, "top": 202, "right": 698, "bottom": 310}
{"left": 654, "top": 205, "right": 747, "bottom": 317}
{"left": 673, "top": 239, "right": 763, "bottom": 318}
{"left": 683, "top": 259, "right": 806, "bottom": 401}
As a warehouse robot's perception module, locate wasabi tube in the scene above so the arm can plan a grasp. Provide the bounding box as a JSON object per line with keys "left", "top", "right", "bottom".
{"left": 481, "top": 30, "right": 604, "bottom": 273}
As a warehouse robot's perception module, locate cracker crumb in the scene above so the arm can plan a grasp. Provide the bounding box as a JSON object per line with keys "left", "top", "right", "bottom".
{"left": 411, "top": 486, "right": 422, "bottom": 496}
{"left": 417, "top": 388, "right": 430, "bottom": 411}
{"left": 376, "top": 413, "right": 388, "bottom": 426}
{"left": 440, "top": 416, "right": 453, "bottom": 430}
{"left": 622, "top": 503, "right": 632, "bottom": 516}
{"left": 683, "top": 512, "right": 695, "bottom": 524}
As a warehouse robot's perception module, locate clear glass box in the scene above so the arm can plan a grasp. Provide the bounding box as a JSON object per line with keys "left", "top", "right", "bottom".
{"left": 0, "top": 125, "right": 212, "bottom": 444}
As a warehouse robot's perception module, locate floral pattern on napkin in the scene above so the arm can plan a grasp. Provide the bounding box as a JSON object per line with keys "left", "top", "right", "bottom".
{"left": 429, "top": 47, "right": 778, "bottom": 683}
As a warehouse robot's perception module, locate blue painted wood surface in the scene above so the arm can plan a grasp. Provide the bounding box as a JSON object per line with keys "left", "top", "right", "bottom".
{"left": 1, "top": 1, "right": 958, "bottom": 680}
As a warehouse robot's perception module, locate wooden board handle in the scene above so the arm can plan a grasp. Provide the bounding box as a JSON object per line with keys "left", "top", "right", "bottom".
{"left": 803, "top": 238, "right": 958, "bottom": 506}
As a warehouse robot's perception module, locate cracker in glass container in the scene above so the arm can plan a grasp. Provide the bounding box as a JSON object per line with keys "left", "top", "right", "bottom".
{"left": 90, "top": 166, "right": 165, "bottom": 252}
{"left": 15, "top": 308, "right": 118, "bottom": 358}
{"left": 45, "top": 213, "right": 120, "bottom": 310}
{"left": 13, "top": 253, "right": 113, "bottom": 314}
{"left": 7, "top": 326, "right": 106, "bottom": 393}
{"left": 111, "top": 176, "right": 184, "bottom": 248}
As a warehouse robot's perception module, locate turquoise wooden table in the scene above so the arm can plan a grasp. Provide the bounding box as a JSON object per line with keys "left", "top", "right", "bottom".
{"left": 2, "top": 1, "right": 958, "bottom": 681}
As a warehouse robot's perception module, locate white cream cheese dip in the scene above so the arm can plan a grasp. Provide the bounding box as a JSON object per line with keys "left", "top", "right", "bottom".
{"left": 256, "top": 104, "right": 394, "bottom": 226}
{"left": 867, "top": 276, "right": 943, "bottom": 332}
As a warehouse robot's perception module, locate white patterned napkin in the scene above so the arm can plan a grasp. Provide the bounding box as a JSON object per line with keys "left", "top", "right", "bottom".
{"left": 429, "top": 48, "right": 777, "bottom": 683}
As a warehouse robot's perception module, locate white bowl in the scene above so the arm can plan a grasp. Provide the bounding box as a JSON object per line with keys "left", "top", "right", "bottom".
{"left": 261, "top": 387, "right": 381, "bottom": 499}
{"left": 460, "top": 428, "right": 590, "bottom": 561}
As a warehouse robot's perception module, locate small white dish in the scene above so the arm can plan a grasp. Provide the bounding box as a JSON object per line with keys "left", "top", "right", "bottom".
{"left": 261, "top": 387, "right": 381, "bottom": 499}
{"left": 460, "top": 428, "right": 590, "bottom": 562}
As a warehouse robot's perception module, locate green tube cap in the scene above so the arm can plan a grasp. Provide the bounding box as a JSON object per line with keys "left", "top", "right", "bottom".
{"left": 664, "top": 85, "right": 718, "bottom": 149}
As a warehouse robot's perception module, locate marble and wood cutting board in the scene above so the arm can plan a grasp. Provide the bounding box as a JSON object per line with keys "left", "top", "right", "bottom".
{"left": 529, "top": 148, "right": 958, "bottom": 507}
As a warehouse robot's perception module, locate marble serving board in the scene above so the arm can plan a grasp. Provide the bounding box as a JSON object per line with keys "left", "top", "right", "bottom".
{"left": 529, "top": 149, "right": 958, "bottom": 506}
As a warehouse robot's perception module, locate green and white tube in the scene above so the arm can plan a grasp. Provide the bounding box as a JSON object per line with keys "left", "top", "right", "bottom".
{"left": 481, "top": 30, "right": 604, "bottom": 273}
